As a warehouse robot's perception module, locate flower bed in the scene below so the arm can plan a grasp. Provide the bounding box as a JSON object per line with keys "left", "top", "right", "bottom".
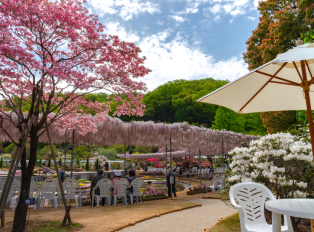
{"left": 141, "top": 176, "right": 154, "bottom": 180}
{"left": 140, "top": 172, "right": 163, "bottom": 176}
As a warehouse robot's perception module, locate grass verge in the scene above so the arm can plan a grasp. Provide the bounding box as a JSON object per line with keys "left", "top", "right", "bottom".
{"left": 31, "top": 221, "right": 83, "bottom": 232}
{"left": 208, "top": 213, "right": 240, "bottom": 232}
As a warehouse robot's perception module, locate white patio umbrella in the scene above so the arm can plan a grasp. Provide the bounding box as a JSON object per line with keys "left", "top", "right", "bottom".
{"left": 197, "top": 39, "right": 314, "bottom": 155}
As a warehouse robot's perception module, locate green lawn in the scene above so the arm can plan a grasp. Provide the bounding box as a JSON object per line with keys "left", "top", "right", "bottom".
{"left": 209, "top": 213, "right": 241, "bottom": 232}
{"left": 32, "top": 221, "right": 82, "bottom": 232}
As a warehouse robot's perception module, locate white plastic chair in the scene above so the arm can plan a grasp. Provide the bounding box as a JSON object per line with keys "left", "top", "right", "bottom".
{"left": 0, "top": 179, "right": 20, "bottom": 210}
{"left": 127, "top": 178, "right": 143, "bottom": 204}
{"left": 62, "top": 179, "right": 81, "bottom": 208}
{"left": 229, "top": 182, "right": 293, "bottom": 232}
{"left": 206, "top": 175, "right": 220, "bottom": 195}
{"left": 39, "top": 179, "right": 60, "bottom": 209}
{"left": 91, "top": 178, "right": 112, "bottom": 207}
{"left": 113, "top": 178, "right": 128, "bottom": 205}
{"left": 218, "top": 176, "right": 226, "bottom": 192}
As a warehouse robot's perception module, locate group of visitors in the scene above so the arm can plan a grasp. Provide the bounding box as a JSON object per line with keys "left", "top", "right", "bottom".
{"left": 90, "top": 169, "right": 137, "bottom": 206}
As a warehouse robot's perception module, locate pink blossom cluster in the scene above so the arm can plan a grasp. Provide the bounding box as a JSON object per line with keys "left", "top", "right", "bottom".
{"left": 0, "top": 0, "right": 151, "bottom": 142}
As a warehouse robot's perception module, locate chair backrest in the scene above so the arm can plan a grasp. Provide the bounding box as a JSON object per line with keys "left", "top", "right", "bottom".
{"left": 114, "top": 178, "right": 128, "bottom": 196}
{"left": 130, "top": 178, "right": 143, "bottom": 197}
{"left": 39, "top": 179, "right": 60, "bottom": 199}
{"left": 94, "top": 178, "right": 111, "bottom": 197}
{"left": 213, "top": 175, "right": 220, "bottom": 181}
{"left": 229, "top": 182, "right": 275, "bottom": 227}
{"left": 63, "top": 179, "right": 80, "bottom": 199}
{"left": 0, "top": 179, "right": 20, "bottom": 200}
{"left": 29, "top": 179, "right": 38, "bottom": 197}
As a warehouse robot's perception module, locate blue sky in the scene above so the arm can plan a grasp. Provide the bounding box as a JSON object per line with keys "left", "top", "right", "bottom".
{"left": 85, "top": 0, "right": 261, "bottom": 91}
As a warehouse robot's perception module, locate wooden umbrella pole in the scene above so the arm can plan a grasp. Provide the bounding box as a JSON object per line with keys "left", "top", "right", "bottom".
{"left": 0, "top": 115, "right": 34, "bottom": 219}
{"left": 45, "top": 123, "right": 72, "bottom": 226}
{"left": 301, "top": 60, "right": 314, "bottom": 157}
{"left": 301, "top": 60, "right": 314, "bottom": 232}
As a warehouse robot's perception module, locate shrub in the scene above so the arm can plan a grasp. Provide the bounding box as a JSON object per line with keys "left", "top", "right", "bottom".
{"left": 33, "top": 169, "right": 38, "bottom": 173}
{"left": 228, "top": 133, "right": 314, "bottom": 199}
{"left": 53, "top": 174, "right": 57, "bottom": 178}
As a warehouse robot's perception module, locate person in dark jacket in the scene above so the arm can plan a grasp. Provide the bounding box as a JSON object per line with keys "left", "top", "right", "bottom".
{"left": 126, "top": 170, "right": 136, "bottom": 203}
{"left": 166, "top": 171, "right": 177, "bottom": 198}
{"left": 90, "top": 169, "right": 105, "bottom": 206}
{"left": 104, "top": 162, "right": 109, "bottom": 171}
{"left": 60, "top": 169, "right": 65, "bottom": 182}
{"left": 179, "top": 167, "right": 183, "bottom": 180}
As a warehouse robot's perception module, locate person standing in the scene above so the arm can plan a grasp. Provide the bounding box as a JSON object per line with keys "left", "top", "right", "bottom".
{"left": 60, "top": 169, "right": 65, "bottom": 182}
{"left": 166, "top": 171, "right": 177, "bottom": 198}
{"left": 90, "top": 169, "right": 106, "bottom": 206}
{"left": 104, "top": 161, "right": 109, "bottom": 171}
{"left": 179, "top": 167, "right": 183, "bottom": 180}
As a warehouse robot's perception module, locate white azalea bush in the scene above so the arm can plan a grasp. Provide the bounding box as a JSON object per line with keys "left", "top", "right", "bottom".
{"left": 228, "top": 133, "right": 314, "bottom": 199}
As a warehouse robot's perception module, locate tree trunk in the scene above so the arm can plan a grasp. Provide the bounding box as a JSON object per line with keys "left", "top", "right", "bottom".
{"left": 11, "top": 130, "right": 38, "bottom": 232}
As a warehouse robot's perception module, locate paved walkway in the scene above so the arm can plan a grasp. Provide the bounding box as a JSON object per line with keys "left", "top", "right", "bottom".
{"left": 120, "top": 198, "right": 237, "bottom": 232}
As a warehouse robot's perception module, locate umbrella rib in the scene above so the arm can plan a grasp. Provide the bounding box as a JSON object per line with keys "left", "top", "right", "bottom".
{"left": 269, "top": 81, "right": 299, "bottom": 86}
{"left": 305, "top": 61, "right": 314, "bottom": 84}
{"left": 293, "top": 61, "right": 303, "bottom": 82}
{"left": 239, "top": 62, "right": 287, "bottom": 112}
{"left": 255, "top": 71, "right": 299, "bottom": 85}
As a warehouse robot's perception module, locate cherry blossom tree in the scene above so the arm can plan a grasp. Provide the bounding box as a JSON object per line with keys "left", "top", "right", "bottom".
{"left": 0, "top": 0, "right": 150, "bottom": 230}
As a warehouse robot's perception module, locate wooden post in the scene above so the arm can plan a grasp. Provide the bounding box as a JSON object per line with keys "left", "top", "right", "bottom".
{"left": 0, "top": 115, "right": 34, "bottom": 218}
{"left": 1, "top": 210, "right": 4, "bottom": 227}
{"left": 301, "top": 60, "right": 314, "bottom": 157}
{"left": 70, "top": 129, "right": 74, "bottom": 179}
{"left": 45, "top": 123, "right": 72, "bottom": 226}
{"left": 311, "top": 219, "right": 314, "bottom": 232}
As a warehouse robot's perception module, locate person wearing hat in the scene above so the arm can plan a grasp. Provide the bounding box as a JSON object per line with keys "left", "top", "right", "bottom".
{"left": 90, "top": 169, "right": 105, "bottom": 206}
{"left": 112, "top": 170, "right": 122, "bottom": 195}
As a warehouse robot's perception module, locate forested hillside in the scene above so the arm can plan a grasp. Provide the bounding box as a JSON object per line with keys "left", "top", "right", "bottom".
{"left": 141, "top": 78, "right": 229, "bottom": 126}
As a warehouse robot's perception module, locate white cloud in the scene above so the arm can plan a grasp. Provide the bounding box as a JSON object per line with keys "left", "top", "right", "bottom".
{"left": 203, "top": 0, "right": 250, "bottom": 18}
{"left": 89, "top": 0, "right": 117, "bottom": 15}
{"left": 214, "top": 15, "right": 220, "bottom": 21}
{"left": 210, "top": 4, "right": 221, "bottom": 14}
{"left": 229, "top": 19, "right": 234, "bottom": 23}
{"left": 138, "top": 30, "right": 248, "bottom": 91}
{"left": 89, "top": 0, "right": 161, "bottom": 20}
{"left": 104, "top": 22, "right": 140, "bottom": 42}
{"left": 117, "top": 0, "right": 161, "bottom": 20}
{"left": 247, "top": 16, "right": 255, "bottom": 20}
{"left": 170, "top": 15, "right": 186, "bottom": 22}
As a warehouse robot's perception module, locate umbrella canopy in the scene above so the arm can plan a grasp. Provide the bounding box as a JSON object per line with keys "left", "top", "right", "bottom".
{"left": 197, "top": 40, "right": 314, "bottom": 155}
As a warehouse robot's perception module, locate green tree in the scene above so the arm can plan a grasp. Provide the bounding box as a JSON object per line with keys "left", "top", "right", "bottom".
{"left": 0, "top": 157, "right": 3, "bottom": 168}
{"left": 243, "top": 0, "right": 314, "bottom": 71}
{"left": 86, "top": 158, "right": 90, "bottom": 171}
{"left": 59, "top": 157, "right": 62, "bottom": 166}
{"left": 48, "top": 157, "right": 51, "bottom": 167}
{"left": 74, "top": 145, "right": 89, "bottom": 157}
{"left": 97, "top": 148, "right": 117, "bottom": 160}
{"left": 212, "top": 107, "right": 244, "bottom": 133}
{"left": 95, "top": 158, "right": 99, "bottom": 170}
{"left": 38, "top": 144, "right": 58, "bottom": 158}
{"left": 4, "top": 143, "right": 16, "bottom": 153}
{"left": 75, "top": 156, "right": 80, "bottom": 167}
{"left": 260, "top": 111, "right": 296, "bottom": 134}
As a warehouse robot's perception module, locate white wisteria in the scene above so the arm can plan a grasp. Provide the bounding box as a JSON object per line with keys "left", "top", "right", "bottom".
{"left": 0, "top": 114, "right": 258, "bottom": 156}
{"left": 117, "top": 150, "right": 190, "bottom": 159}
{"left": 228, "top": 133, "right": 314, "bottom": 199}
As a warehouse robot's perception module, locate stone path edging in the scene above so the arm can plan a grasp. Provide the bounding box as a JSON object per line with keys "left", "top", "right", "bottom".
{"left": 111, "top": 203, "right": 202, "bottom": 232}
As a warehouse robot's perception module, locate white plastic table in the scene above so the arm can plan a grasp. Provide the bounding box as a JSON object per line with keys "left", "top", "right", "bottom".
{"left": 265, "top": 199, "right": 314, "bottom": 232}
